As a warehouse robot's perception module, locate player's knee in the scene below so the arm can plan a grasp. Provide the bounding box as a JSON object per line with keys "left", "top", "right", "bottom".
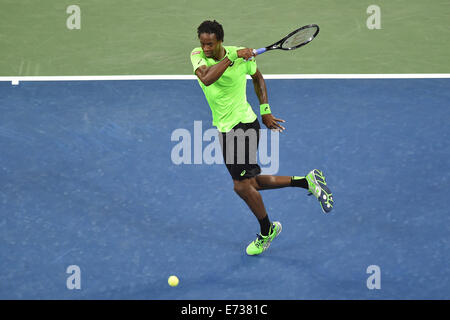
{"left": 233, "top": 180, "right": 250, "bottom": 196}
{"left": 254, "top": 175, "right": 269, "bottom": 190}
{"left": 233, "top": 178, "right": 259, "bottom": 196}
{"left": 233, "top": 181, "right": 245, "bottom": 195}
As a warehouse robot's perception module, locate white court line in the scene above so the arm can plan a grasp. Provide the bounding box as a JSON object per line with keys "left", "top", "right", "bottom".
{"left": 1, "top": 74, "right": 450, "bottom": 85}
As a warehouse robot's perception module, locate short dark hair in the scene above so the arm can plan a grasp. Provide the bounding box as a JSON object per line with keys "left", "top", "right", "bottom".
{"left": 197, "top": 20, "right": 224, "bottom": 42}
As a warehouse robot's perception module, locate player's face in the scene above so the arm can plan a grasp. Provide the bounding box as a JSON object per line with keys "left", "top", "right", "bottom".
{"left": 199, "top": 33, "right": 221, "bottom": 58}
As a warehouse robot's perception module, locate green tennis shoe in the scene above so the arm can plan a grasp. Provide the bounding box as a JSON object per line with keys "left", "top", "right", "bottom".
{"left": 306, "top": 169, "right": 334, "bottom": 213}
{"left": 246, "top": 221, "right": 282, "bottom": 256}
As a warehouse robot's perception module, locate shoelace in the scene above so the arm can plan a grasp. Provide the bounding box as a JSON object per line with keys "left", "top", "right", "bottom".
{"left": 254, "top": 234, "right": 265, "bottom": 248}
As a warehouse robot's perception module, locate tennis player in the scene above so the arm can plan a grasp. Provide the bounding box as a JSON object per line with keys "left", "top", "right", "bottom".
{"left": 190, "top": 20, "right": 334, "bottom": 255}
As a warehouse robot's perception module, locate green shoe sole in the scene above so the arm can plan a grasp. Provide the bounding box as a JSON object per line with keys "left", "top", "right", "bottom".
{"left": 307, "top": 169, "right": 334, "bottom": 213}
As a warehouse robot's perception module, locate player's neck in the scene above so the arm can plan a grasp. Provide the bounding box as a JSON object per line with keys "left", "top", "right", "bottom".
{"left": 214, "top": 46, "right": 226, "bottom": 61}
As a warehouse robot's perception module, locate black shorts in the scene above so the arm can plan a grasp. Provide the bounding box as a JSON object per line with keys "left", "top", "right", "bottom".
{"left": 218, "top": 119, "right": 262, "bottom": 180}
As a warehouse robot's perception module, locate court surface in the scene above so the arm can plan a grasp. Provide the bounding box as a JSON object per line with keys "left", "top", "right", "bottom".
{"left": 1, "top": 0, "right": 449, "bottom": 75}
{"left": 0, "top": 78, "right": 449, "bottom": 299}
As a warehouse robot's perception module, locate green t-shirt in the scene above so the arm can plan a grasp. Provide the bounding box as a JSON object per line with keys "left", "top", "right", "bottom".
{"left": 190, "top": 46, "right": 258, "bottom": 133}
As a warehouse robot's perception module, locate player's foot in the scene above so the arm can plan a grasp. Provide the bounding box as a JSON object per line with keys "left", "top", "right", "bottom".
{"left": 246, "top": 221, "right": 282, "bottom": 256}
{"left": 306, "top": 169, "right": 334, "bottom": 213}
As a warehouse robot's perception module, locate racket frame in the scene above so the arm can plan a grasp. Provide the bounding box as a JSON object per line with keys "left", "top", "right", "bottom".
{"left": 253, "top": 24, "right": 320, "bottom": 56}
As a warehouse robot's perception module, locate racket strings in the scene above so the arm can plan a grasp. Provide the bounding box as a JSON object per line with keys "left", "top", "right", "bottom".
{"left": 281, "top": 27, "right": 318, "bottom": 49}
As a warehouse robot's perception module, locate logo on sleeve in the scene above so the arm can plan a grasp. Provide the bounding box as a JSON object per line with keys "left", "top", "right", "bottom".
{"left": 191, "top": 51, "right": 201, "bottom": 55}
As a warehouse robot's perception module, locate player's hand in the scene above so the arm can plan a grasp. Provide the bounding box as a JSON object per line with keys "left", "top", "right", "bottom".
{"left": 237, "top": 48, "right": 256, "bottom": 61}
{"left": 262, "top": 114, "right": 286, "bottom": 132}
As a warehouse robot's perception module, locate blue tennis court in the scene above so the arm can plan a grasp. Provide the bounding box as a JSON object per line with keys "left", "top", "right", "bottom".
{"left": 0, "top": 78, "right": 448, "bottom": 299}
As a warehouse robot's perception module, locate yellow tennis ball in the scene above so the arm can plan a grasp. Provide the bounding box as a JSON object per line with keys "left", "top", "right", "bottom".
{"left": 168, "top": 275, "right": 179, "bottom": 287}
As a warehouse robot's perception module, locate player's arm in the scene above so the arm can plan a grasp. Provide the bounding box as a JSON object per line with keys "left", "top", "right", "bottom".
{"left": 251, "top": 69, "right": 285, "bottom": 132}
{"left": 195, "top": 48, "right": 255, "bottom": 86}
{"left": 251, "top": 69, "right": 268, "bottom": 105}
{"left": 195, "top": 59, "right": 233, "bottom": 87}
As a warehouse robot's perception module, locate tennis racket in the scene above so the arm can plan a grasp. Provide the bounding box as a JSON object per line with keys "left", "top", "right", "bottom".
{"left": 252, "top": 24, "right": 319, "bottom": 57}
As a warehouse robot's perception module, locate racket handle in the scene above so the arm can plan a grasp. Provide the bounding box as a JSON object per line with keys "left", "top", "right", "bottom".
{"left": 254, "top": 48, "right": 267, "bottom": 55}
{"left": 249, "top": 48, "right": 267, "bottom": 60}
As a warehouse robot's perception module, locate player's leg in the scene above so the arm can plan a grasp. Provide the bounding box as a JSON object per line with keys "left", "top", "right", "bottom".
{"left": 253, "top": 172, "right": 334, "bottom": 213}
{"left": 219, "top": 119, "right": 283, "bottom": 255}
{"left": 228, "top": 120, "right": 270, "bottom": 227}
{"left": 233, "top": 178, "right": 282, "bottom": 255}
{"left": 253, "top": 175, "right": 308, "bottom": 190}
{"left": 233, "top": 178, "right": 267, "bottom": 220}
{"left": 225, "top": 119, "right": 282, "bottom": 255}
